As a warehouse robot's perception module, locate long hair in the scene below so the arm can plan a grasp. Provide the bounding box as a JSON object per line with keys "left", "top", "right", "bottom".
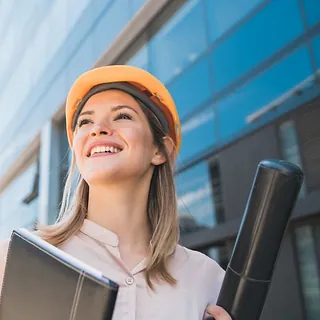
{"left": 35, "top": 99, "right": 180, "bottom": 290}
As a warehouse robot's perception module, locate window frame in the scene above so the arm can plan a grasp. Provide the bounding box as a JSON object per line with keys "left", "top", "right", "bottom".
{"left": 290, "top": 216, "right": 320, "bottom": 320}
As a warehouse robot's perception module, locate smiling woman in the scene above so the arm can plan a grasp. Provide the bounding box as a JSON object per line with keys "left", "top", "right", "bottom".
{"left": 0, "top": 65, "right": 230, "bottom": 320}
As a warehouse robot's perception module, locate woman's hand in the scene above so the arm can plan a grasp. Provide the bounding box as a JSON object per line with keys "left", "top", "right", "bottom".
{"left": 206, "top": 304, "right": 232, "bottom": 320}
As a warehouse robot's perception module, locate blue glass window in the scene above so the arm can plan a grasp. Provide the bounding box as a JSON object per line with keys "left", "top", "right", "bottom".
{"left": 312, "top": 35, "right": 320, "bottom": 69}
{"left": 295, "top": 225, "right": 320, "bottom": 320}
{"left": 126, "top": 45, "right": 149, "bottom": 70}
{"left": 279, "top": 120, "right": 306, "bottom": 197}
{"left": 177, "top": 105, "right": 216, "bottom": 165}
{"left": 150, "top": 0, "right": 208, "bottom": 84}
{"left": 0, "top": 161, "right": 38, "bottom": 239}
{"left": 167, "top": 54, "right": 213, "bottom": 119}
{"left": 0, "top": 131, "right": 34, "bottom": 180}
{"left": 92, "top": 0, "right": 131, "bottom": 60}
{"left": 0, "top": 0, "right": 51, "bottom": 90}
{"left": 211, "top": 0, "right": 304, "bottom": 91}
{"left": 64, "top": 0, "right": 97, "bottom": 59}
{"left": 130, "top": 0, "right": 146, "bottom": 15}
{"left": 45, "top": 73, "right": 69, "bottom": 117}
{"left": 204, "top": 0, "right": 262, "bottom": 42}
{"left": 302, "top": 0, "right": 320, "bottom": 26}
{"left": 66, "top": 34, "right": 95, "bottom": 88}
{"left": 176, "top": 162, "right": 216, "bottom": 230}
{"left": 216, "top": 46, "right": 313, "bottom": 140}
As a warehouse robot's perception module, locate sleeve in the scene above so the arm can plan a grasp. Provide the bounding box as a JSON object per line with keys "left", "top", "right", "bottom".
{"left": 0, "top": 239, "right": 10, "bottom": 291}
{"left": 203, "top": 258, "right": 226, "bottom": 319}
{"left": 207, "top": 259, "right": 225, "bottom": 304}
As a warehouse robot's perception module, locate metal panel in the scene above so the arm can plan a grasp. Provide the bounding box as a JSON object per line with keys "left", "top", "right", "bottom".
{"left": 218, "top": 125, "right": 280, "bottom": 222}
{"left": 38, "top": 120, "right": 61, "bottom": 225}
{"left": 296, "top": 100, "right": 320, "bottom": 191}
{"left": 260, "top": 234, "right": 305, "bottom": 320}
{"left": 179, "top": 217, "right": 241, "bottom": 249}
{"left": 313, "top": 220, "right": 320, "bottom": 294}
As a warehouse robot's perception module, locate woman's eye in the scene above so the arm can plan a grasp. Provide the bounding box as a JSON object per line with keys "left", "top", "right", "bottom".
{"left": 114, "top": 112, "right": 132, "bottom": 121}
{"left": 78, "top": 119, "right": 92, "bottom": 127}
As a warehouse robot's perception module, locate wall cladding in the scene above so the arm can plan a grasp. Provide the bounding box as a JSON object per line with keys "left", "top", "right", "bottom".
{"left": 218, "top": 125, "right": 280, "bottom": 222}
{"left": 296, "top": 99, "right": 320, "bottom": 192}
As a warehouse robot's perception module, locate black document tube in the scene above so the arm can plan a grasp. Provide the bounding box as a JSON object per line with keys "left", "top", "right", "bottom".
{"left": 215, "top": 159, "right": 304, "bottom": 320}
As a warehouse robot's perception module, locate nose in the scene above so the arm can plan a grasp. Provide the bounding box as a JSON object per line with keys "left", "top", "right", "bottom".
{"left": 90, "top": 123, "right": 113, "bottom": 137}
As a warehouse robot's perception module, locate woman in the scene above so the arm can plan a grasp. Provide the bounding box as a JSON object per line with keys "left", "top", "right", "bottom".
{"left": 0, "top": 65, "right": 231, "bottom": 319}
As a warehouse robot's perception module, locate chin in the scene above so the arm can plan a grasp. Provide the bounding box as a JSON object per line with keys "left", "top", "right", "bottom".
{"left": 84, "top": 166, "right": 150, "bottom": 186}
{"left": 84, "top": 168, "right": 122, "bottom": 185}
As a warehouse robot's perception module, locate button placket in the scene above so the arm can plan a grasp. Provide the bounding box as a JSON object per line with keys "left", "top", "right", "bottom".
{"left": 125, "top": 276, "right": 134, "bottom": 285}
{"left": 123, "top": 275, "right": 137, "bottom": 320}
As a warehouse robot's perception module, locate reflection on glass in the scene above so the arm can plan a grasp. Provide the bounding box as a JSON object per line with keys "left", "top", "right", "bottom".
{"left": 131, "top": 0, "right": 146, "bottom": 15}
{"left": 211, "top": 0, "right": 304, "bottom": 91}
{"left": 295, "top": 225, "right": 320, "bottom": 320}
{"left": 0, "top": 0, "right": 91, "bottom": 125}
{"left": 0, "top": 0, "right": 51, "bottom": 89}
{"left": 168, "top": 54, "right": 212, "bottom": 119}
{"left": 64, "top": 0, "right": 100, "bottom": 61}
{"left": 302, "top": 0, "right": 320, "bottom": 26}
{"left": 209, "top": 160, "right": 225, "bottom": 224}
{"left": 92, "top": 0, "right": 131, "bottom": 60}
{"left": 126, "top": 45, "right": 149, "bottom": 70}
{"left": 178, "top": 105, "right": 216, "bottom": 165}
{"left": 279, "top": 120, "right": 306, "bottom": 197}
{"left": 0, "top": 128, "right": 39, "bottom": 180}
{"left": 0, "top": 0, "right": 93, "bottom": 150}
{"left": 216, "top": 46, "right": 313, "bottom": 140}
{"left": 312, "top": 35, "right": 320, "bottom": 70}
{"left": 0, "top": 161, "right": 38, "bottom": 239}
{"left": 150, "top": 0, "right": 208, "bottom": 84}
{"left": 204, "top": 239, "right": 235, "bottom": 269}
{"left": 204, "top": 0, "right": 262, "bottom": 42}
{"left": 0, "top": 1, "right": 14, "bottom": 29}
{"left": 206, "top": 247, "right": 220, "bottom": 262}
{"left": 66, "top": 35, "right": 95, "bottom": 88}
{"left": 176, "top": 162, "right": 216, "bottom": 232}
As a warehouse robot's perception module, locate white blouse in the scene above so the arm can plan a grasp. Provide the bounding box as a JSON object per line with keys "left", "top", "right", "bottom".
{"left": 0, "top": 219, "right": 225, "bottom": 319}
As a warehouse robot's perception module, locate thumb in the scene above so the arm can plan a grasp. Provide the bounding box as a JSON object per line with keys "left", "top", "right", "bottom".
{"left": 206, "top": 304, "right": 232, "bottom": 320}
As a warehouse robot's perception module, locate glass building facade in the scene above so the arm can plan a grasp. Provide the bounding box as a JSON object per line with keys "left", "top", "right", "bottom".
{"left": 0, "top": 1, "right": 320, "bottom": 319}
{"left": 0, "top": 0, "right": 147, "bottom": 237}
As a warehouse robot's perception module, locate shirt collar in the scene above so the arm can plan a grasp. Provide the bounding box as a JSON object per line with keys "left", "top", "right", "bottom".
{"left": 80, "top": 219, "right": 119, "bottom": 247}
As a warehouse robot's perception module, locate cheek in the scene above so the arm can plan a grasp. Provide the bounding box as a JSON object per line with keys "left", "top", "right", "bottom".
{"left": 72, "top": 133, "right": 87, "bottom": 162}
{"left": 120, "top": 126, "right": 154, "bottom": 150}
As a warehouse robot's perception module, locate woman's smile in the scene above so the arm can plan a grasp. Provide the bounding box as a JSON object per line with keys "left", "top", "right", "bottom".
{"left": 86, "top": 141, "right": 124, "bottom": 158}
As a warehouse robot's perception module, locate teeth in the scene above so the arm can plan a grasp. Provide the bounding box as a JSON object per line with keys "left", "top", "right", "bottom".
{"left": 89, "top": 145, "right": 121, "bottom": 156}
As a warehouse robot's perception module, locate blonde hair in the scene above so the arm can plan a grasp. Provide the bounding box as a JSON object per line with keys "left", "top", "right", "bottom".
{"left": 35, "top": 100, "right": 180, "bottom": 290}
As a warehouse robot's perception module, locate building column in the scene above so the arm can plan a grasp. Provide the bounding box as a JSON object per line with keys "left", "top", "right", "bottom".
{"left": 38, "top": 120, "right": 61, "bottom": 225}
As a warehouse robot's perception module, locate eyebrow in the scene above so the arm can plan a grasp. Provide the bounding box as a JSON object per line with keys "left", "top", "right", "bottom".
{"left": 78, "top": 110, "right": 94, "bottom": 117}
{"left": 111, "top": 105, "right": 139, "bottom": 114}
{"left": 78, "top": 105, "right": 139, "bottom": 118}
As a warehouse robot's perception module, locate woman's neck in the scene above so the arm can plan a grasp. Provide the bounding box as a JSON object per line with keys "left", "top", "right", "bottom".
{"left": 86, "top": 180, "right": 152, "bottom": 252}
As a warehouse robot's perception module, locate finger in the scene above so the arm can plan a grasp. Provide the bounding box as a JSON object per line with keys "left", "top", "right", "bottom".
{"left": 206, "top": 305, "right": 232, "bottom": 320}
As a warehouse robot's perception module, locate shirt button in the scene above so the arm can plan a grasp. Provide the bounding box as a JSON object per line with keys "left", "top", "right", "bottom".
{"left": 125, "top": 276, "right": 134, "bottom": 285}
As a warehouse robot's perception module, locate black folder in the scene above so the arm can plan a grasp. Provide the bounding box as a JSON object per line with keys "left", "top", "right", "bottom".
{"left": 0, "top": 228, "right": 119, "bottom": 320}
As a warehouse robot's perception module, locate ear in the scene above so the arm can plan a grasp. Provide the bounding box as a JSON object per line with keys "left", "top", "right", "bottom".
{"left": 151, "top": 136, "right": 175, "bottom": 166}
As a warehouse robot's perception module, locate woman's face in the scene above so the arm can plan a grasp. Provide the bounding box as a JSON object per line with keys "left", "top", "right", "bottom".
{"left": 72, "top": 90, "right": 165, "bottom": 186}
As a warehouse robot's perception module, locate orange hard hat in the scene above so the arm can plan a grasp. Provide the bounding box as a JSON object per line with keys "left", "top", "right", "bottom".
{"left": 65, "top": 65, "right": 181, "bottom": 153}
